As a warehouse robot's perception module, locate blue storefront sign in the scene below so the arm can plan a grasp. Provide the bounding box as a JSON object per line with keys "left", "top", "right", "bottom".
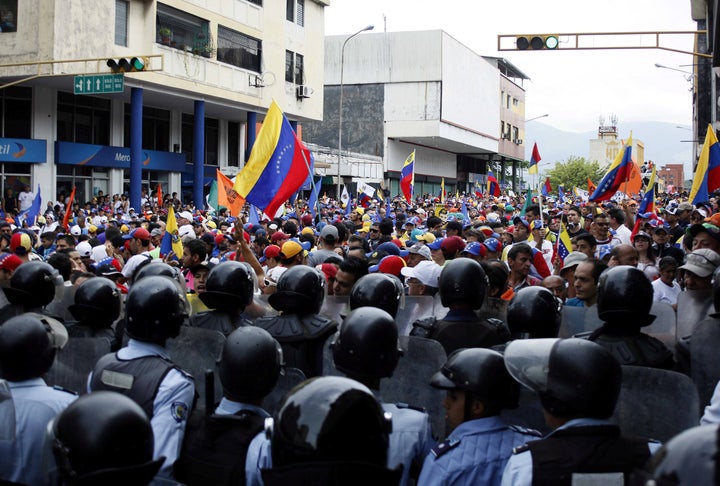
{"left": 0, "top": 138, "right": 47, "bottom": 163}
{"left": 55, "top": 141, "right": 186, "bottom": 171}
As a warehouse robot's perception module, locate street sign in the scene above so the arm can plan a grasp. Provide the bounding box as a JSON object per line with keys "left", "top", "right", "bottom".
{"left": 73, "top": 74, "right": 124, "bottom": 95}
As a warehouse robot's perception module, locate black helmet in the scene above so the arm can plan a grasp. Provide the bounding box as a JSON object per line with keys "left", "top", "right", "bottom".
{"left": 332, "top": 307, "right": 402, "bottom": 380}
{"left": 269, "top": 376, "right": 391, "bottom": 467}
{"left": 349, "top": 274, "right": 403, "bottom": 318}
{"left": 505, "top": 338, "right": 621, "bottom": 419}
{"left": 133, "top": 262, "right": 184, "bottom": 286}
{"left": 439, "top": 259, "right": 487, "bottom": 310}
{"left": 430, "top": 348, "right": 519, "bottom": 414}
{"left": 199, "top": 261, "right": 254, "bottom": 312}
{"left": 597, "top": 265, "right": 654, "bottom": 327}
{"left": 639, "top": 424, "right": 720, "bottom": 485}
{"left": 219, "top": 327, "right": 283, "bottom": 402}
{"left": 507, "top": 287, "right": 559, "bottom": 338}
{"left": 125, "top": 276, "right": 189, "bottom": 343}
{"left": 4, "top": 261, "right": 58, "bottom": 308}
{"left": 52, "top": 391, "right": 162, "bottom": 485}
{"left": 0, "top": 313, "right": 67, "bottom": 381}
{"left": 68, "top": 277, "right": 121, "bottom": 326}
{"left": 268, "top": 265, "right": 325, "bottom": 315}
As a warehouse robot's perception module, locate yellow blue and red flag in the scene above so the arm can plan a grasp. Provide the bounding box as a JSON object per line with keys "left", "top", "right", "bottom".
{"left": 233, "top": 101, "right": 312, "bottom": 218}
{"left": 554, "top": 222, "right": 573, "bottom": 268}
{"left": 160, "top": 206, "right": 183, "bottom": 259}
{"left": 541, "top": 177, "right": 552, "bottom": 196}
{"left": 528, "top": 143, "right": 541, "bottom": 175}
{"left": 637, "top": 165, "right": 656, "bottom": 215}
{"left": 487, "top": 171, "right": 501, "bottom": 197}
{"left": 400, "top": 150, "right": 415, "bottom": 203}
{"left": 589, "top": 135, "right": 634, "bottom": 202}
{"left": 689, "top": 124, "right": 720, "bottom": 204}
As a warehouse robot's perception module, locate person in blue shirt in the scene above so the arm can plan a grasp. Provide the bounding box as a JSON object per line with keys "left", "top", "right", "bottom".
{"left": 0, "top": 313, "right": 77, "bottom": 485}
{"left": 501, "top": 338, "right": 661, "bottom": 486}
{"left": 417, "top": 347, "right": 541, "bottom": 486}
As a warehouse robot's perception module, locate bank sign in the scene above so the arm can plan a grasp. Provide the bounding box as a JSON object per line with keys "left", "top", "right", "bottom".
{"left": 55, "top": 142, "right": 186, "bottom": 172}
{"left": 0, "top": 138, "right": 47, "bottom": 163}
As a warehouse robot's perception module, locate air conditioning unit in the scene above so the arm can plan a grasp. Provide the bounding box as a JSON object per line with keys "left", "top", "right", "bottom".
{"left": 515, "top": 138, "right": 523, "bottom": 145}
{"left": 249, "top": 74, "right": 265, "bottom": 88}
{"left": 296, "top": 85, "right": 312, "bottom": 98}
{"left": 501, "top": 133, "right": 510, "bottom": 140}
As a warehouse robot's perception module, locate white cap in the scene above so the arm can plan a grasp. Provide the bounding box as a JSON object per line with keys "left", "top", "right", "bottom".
{"left": 400, "top": 260, "right": 442, "bottom": 288}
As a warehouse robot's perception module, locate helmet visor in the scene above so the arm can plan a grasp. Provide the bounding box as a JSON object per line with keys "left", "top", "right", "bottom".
{"left": 504, "top": 338, "right": 559, "bottom": 393}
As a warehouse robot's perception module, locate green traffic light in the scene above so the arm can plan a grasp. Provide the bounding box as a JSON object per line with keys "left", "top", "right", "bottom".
{"left": 130, "top": 57, "right": 146, "bottom": 71}
{"left": 545, "top": 36, "right": 559, "bottom": 49}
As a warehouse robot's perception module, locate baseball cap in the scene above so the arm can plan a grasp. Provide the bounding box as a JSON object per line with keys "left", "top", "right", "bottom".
{"left": 483, "top": 237, "right": 503, "bottom": 253}
{"left": 260, "top": 244, "right": 281, "bottom": 263}
{"left": 461, "top": 241, "right": 486, "bottom": 257}
{"left": 271, "top": 231, "right": 290, "bottom": 243}
{"left": 374, "top": 241, "right": 409, "bottom": 258}
{"left": 301, "top": 226, "right": 316, "bottom": 236}
{"left": 688, "top": 223, "right": 720, "bottom": 243}
{"left": 531, "top": 220, "right": 545, "bottom": 230}
{"left": 369, "top": 255, "right": 407, "bottom": 277}
{"left": 301, "top": 214, "right": 313, "bottom": 225}
{"left": 440, "top": 236, "right": 466, "bottom": 255}
{"left": 663, "top": 205, "right": 678, "bottom": 215}
{"left": 680, "top": 249, "right": 720, "bottom": 277}
{"left": 150, "top": 228, "right": 164, "bottom": 238}
{"left": 401, "top": 260, "right": 442, "bottom": 288}
{"left": 70, "top": 225, "right": 81, "bottom": 236}
{"left": 10, "top": 232, "right": 32, "bottom": 255}
{"left": 408, "top": 243, "right": 432, "bottom": 261}
{"left": 320, "top": 225, "right": 338, "bottom": 241}
{"left": 427, "top": 238, "right": 444, "bottom": 251}
{"left": 280, "top": 240, "right": 306, "bottom": 259}
{"left": 0, "top": 253, "right": 22, "bottom": 272}
{"left": 559, "top": 252, "right": 588, "bottom": 276}
{"left": 93, "top": 257, "right": 123, "bottom": 277}
{"left": 76, "top": 241, "right": 92, "bottom": 258}
{"left": 678, "top": 202, "right": 694, "bottom": 212}
{"left": 122, "top": 227, "right": 151, "bottom": 241}
{"left": 693, "top": 207, "right": 709, "bottom": 219}
{"left": 177, "top": 211, "right": 193, "bottom": 220}
{"left": 416, "top": 232, "right": 436, "bottom": 244}
{"left": 513, "top": 216, "right": 530, "bottom": 228}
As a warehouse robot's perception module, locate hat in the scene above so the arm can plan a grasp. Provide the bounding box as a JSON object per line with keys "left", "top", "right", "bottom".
{"left": 461, "top": 241, "right": 486, "bottom": 257}
{"left": 10, "top": 232, "right": 32, "bottom": 255}
{"left": 268, "top": 223, "right": 279, "bottom": 231}
{"left": 320, "top": 225, "right": 338, "bottom": 241}
{"left": 663, "top": 205, "right": 678, "bottom": 215}
{"left": 87, "top": 225, "right": 97, "bottom": 234}
{"left": 483, "top": 237, "right": 503, "bottom": 253}
{"left": 280, "top": 240, "right": 306, "bottom": 259}
{"left": 301, "top": 214, "right": 313, "bottom": 225}
{"left": 486, "top": 212, "right": 500, "bottom": 223}
{"left": 76, "top": 241, "right": 92, "bottom": 258}
{"left": 178, "top": 225, "right": 195, "bottom": 239}
{"left": 416, "top": 232, "right": 436, "bottom": 243}
{"left": 680, "top": 249, "right": 720, "bottom": 277}
{"left": 705, "top": 213, "right": 720, "bottom": 227}
{"left": 301, "top": 226, "right": 316, "bottom": 236}
{"left": 264, "top": 266, "right": 287, "bottom": 286}
{"left": 177, "top": 211, "right": 193, "bottom": 220}
{"left": 369, "top": 255, "right": 407, "bottom": 277}
{"left": 206, "top": 220, "right": 217, "bottom": 230}
{"left": 632, "top": 231, "right": 652, "bottom": 243}
{"left": 317, "top": 262, "right": 338, "bottom": 282}
{"left": 440, "top": 236, "right": 466, "bottom": 255}
{"left": 271, "top": 231, "right": 290, "bottom": 243}
{"left": 93, "top": 257, "right": 123, "bottom": 277}
{"left": 408, "top": 243, "right": 432, "bottom": 261}
{"left": 150, "top": 228, "right": 164, "bottom": 237}
{"left": 70, "top": 225, "right": 81, "bottom": 236}
{"left": 653, "top": 224, "right": 670, "bottom": 234}
{"left": 513, "top": 216, "right": 530, "bottom": 228}
{"left": 401, "top": 260, "right": 442, "bottom": 288}
{"left": 678, "top": 202, "right": 694, "bottom": 212}
{"left": 0, "top": 253, "right": 22, "bottom": 272}
{"left": 122, "top": 227, "right": 151, "bottom": 241}
{"left": 427, "top": 238, "right": 444, "bottom": 251}
{"left": 559, "top": 251, "right": 588, "bottom": 275}
{"left": 531, "top": 220, "right": 545, "bottom": 230}
{"left": 688, "top": 223, "right": 720, "bottom": 243}
{"left": 693, "top": 207, "right": 709, "bottom": 219}
{"left": 373, "top": 241, "right": 406, "bottom": 257}
{"left": 260, "top": 244, "right": 282, "bottom": 263}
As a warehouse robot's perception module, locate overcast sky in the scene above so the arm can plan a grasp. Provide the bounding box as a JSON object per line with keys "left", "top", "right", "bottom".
{"left": 324, "top": 0, "right": 698, "bottom": 135}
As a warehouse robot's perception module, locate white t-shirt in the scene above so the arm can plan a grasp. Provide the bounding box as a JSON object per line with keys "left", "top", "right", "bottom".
{"left": 528, "top": 239, "right": 554, "bottom": 270}
{"left": 652, "top": 278, "right": 681, "bottom": 306}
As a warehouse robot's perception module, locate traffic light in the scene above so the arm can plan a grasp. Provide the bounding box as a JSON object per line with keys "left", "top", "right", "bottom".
{"left": 516, "top": 35, "right": 559, "bottom": 50}
{"left": 106, "top": 57, "right": 148, "bottom": 73}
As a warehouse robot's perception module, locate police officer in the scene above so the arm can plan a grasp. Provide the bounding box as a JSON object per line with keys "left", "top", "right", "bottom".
{"left": 191, "top": 261, "right": 255, "bottom": 335}
{"left": 418, "top": 348, "right": 540, "bottom": 486}
{"left": 349, "top": 273, "right": 404, "bottom": 318}
{"left": 88, "top": 275, "right": 194, "bottom": 479}
{"left": 254, "top": 265, "right": 337, "bottom": 378}
{"left": 0, "top": 260, "right": 62, "bottom": 323}
{"left": 332, "top": 307, "right": 434, "bottom": 486}
{"left": 501, "top": 338, "right": 661, "bottom": 486}
{"left": 176, "top": 326, "right": 283, "bottom": 486}
{"left": 507, "top": 286, "right": 560, "bottom": 340}
{"left": 0, "top": 313, "right": 77, "bottom": 485}
{"left": 67, "top": 276, "right": 123, "bottom": 350}
{"left": 261, "top": 376, "right": 401, "bottom": 485}
{"left": 586, "top": 265, "right": 675, "bottom": 369}
{"left": 411, "top": 258, "right": 509, "bottom": 354}
{"left": 51, "top": 391, "right": 163, "bottom": 485}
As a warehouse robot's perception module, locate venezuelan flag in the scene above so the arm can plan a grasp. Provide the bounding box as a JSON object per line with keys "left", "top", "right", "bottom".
{"left": 689, "top": 124, "right": 720, "bottom": 204}
{"left": 160, "top": 206, "right": 183, "bottom": 259}
{"left": 487, "top": 171, "right": 501, "bottom": 197}
{"left": 554, "top": 222, "right": 573, "bottom": 268}
{"left": 589, "top": 135, "right": 634, "bottom": 202}
{"left": 637, "top": 165, "right": 656, "bottom": 214}
{"left": 400, "top": 150, "right": 415, "bottom": 203}
{"left": 233, "top": 101, "right": 311, "bottom": 218}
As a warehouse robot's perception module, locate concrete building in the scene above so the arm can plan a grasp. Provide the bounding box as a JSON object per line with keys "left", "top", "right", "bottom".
{"left": 0, "top": 0, "right": 328, "bottom": 210}
{"left": 588, "top": 116, "right": 645, "bottom": 169}
{"left": 302, "top": 30, "right": 530, "bottom": 199}
{"left": 658, "top": 163, "right": 685, "bottom": 192}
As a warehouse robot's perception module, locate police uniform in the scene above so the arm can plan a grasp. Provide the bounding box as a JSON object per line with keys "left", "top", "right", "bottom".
{"left": 245, "top": 430, "right": 271, "bottom": 486}
{"left": 382, "top": 401, "right": 434, "bottom": 486}
{"left": 0, "top": 378, "right": 77, "bottom": 485}
{"left": 500, "top": 418, "right": 662, "bottom": 486}
{"left": 413, "top": 309, "right": 508, "bottom": 356}
{"left": 88, "top": 339, "right": 195, "bottom": 478}
{"left": 417, "top": 416, "right": 539, "bottom": 486}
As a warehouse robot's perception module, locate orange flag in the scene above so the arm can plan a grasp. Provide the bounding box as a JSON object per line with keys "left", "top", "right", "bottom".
{"left": 587, "top": 178, "right": 597, "bottom": 194}
{"left": 217, "top": 169, "right": 244, "bottom": 216}
{"left": 63, "top": 186, "right": 76, "bottom": 231}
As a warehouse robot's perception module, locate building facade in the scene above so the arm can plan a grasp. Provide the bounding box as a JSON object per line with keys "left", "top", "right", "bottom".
{"left": 658, "top": 163, "right": 685, "bottom": 192}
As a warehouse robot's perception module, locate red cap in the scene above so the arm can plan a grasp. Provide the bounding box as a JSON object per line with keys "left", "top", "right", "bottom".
{"left": 0, "top": 253, "right": 22, "bottom": 272}
{"left": 369, "top": 255, "right": 407, "bottom": 277}
{"left": 440, "top": 236, "right": 466, "bottom": 255}
{"left": 271, "top": 231, "right": 290, "bottom": 243}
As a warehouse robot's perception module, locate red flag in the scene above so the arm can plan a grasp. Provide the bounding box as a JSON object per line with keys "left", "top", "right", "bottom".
{"left": 157, "top": 183, "right": 163, "bottom": 208}
{"left": 217, "top": 169, "right": 245, "bottom": 216}
{"left": 587, "top": 178, "right": 597, "bottom": 194}
{"left": 62, "top": 186, "right": 76, "bottom": 231}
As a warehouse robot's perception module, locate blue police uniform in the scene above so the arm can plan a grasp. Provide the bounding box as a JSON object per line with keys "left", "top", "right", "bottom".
{"left": 382, "top": 402, "right": 435, "bottom": 486}
{"left": 245, "top": 431, "right": 271, "bottom": 486}
{"left": 88, "top": 339, "right": 195, "bottom": 479}
{"left": 500, "top": 418, "right": 662, "bottom": 486}
{"left": 418, "top": 415, "right": 539, "bottom": 486}
{"left": 0, "top": 378, "right": 77, "bottom": 485}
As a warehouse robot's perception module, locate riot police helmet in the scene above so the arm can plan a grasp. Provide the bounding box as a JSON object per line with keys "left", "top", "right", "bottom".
{"left": 507, "top": 286, "right": 560, "bottom": 338}
{"left": 133, "top": 261, "right": 185, "bottom": 287}
{"left": 349, "top": 273, "right": 404, "bottom": 318}
{"left": 0, "top": 313, "right": 68, "bottom": 381}
{"left": 269, "top": 376, "right": 391, "bottom": 468}
{"left": 505, "top": 338, "right": 621, "bottom": 419}
{"left": 4, "top": 261, "right": 58, "bottom": 308}
{"left": 68, "top": 277, "right": 122, "bottom": 326}
{"left": 268, "top": 265, "right": 325, "bottom": 315}
{"left": 125, "top": 276, "right": 190, "bottom": 343}
{"left": 597, "top": 265, "right": 655, "bottom": 327}
{"left": 51, "top": 391, "right": 162, "bottom": 485}
{"left": 199, "top": 261, "right": 255, "bottom": 312}
{"left": 332, "top": 307, "right": 402, "bottom": 381}
{"left": 439, "top": 258, "right": 487, "bottom": 310}
{"left": 218, "top": 326, "right": 283, "bottom": 403}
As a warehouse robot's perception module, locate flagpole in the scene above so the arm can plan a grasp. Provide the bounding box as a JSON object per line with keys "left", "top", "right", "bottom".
{"left": 297, "top": 143, "right": 321, "bottom": 220}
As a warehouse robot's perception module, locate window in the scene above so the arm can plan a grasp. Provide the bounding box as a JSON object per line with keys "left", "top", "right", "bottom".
{"left": 227, "top": 121, "right": 240, "bottom": 167}
{"left": 57, "top": 166, "right": 108, "bottom": 204}
{"left": 115, "top": 0, "right": 128, "bottom": 46}
{"left": 294, "top": 54, "right": 304, "bottom": 85}
{"left": 0, "top": 0, "right": 17, "bottom": 33}
{"left": 1, "top": 86, "right": 31, "bottom": 138}
{"left": 181, "top": 114, "right": 219, "bottom": 165}
{"left": 246, "top": 0, "right": 262, "bottom": 5}
{"left": 285, "top": 50, "right": 293, "bottom": 82}
{"left": 285, "top": 51, "right": 303, "bottom": 84}
{"left": 123, "top": 170, "right": 168, "bottom": 199}
{"left": 286, "top": 0, "right": 304, "bottom": 26}
{"left": 156, "top": 3, "right": 209, "bottom": 53}
{"left": 217, "top": 26, "right": 261, "bottom": 72}
{"left": 122, "top": 105, "right": 170, "bottom": 151}
{"left": 57, "top": 92, "right": 111, "bottom": 145}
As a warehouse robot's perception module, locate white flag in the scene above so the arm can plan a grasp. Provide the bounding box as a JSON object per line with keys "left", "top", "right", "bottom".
{"left": 357, "top": 181, "right": 375, "bottom": 198}
{"left": 340, "top": 185, "right": 350, "bottom": 206}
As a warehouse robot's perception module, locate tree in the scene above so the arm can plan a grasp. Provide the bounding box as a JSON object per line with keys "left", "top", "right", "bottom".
{"left": 545, "top": 156, "right": 605, "bottom": 191}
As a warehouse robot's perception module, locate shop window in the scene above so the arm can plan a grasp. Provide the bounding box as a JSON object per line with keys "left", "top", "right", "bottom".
{"left": 0, "top": 0, "right": 17, "bottom": 33}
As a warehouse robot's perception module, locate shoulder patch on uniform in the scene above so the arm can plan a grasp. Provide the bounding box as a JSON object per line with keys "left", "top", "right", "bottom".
{"left": 171, "top": 401, "right": 190, "bottom": 423}
{"left": 52, "top": 385, "right": 79, "bottom": 396}
{"left": 395, "top": 402, "right": 427, "bottom": 413}
{"left": 512, "top": 443, "right": 531, "bottom": 455}
{"left": 509, "top": 424, "right": 543, "bottom": 437}
{"left": 431, "top": 438, "right": 460, "bottom": 458}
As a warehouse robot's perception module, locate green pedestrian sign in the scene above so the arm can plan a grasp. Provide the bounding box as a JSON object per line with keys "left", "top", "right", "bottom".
{"left": 74, "top": 74, "right": 124, "bottom": 95}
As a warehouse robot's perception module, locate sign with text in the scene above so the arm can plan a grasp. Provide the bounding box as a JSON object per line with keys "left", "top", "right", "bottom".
{"left": 73, "top": 74, "right": 124, "bottom": 95}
